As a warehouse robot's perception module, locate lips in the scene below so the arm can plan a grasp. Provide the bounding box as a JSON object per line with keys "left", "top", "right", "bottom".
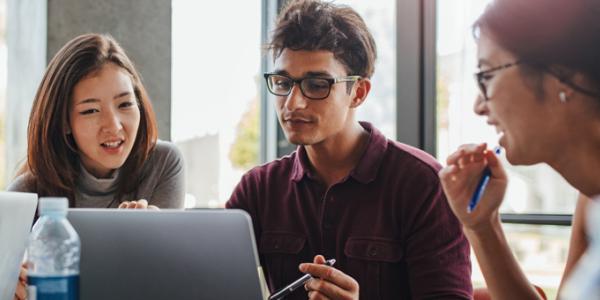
{"left": 100, "top": 139, "right": 124, "bottom": 148}
{"left": 285, "top": 118, "right": 312, "bottom": 123}
{"left": 284, "top": 114, "right": 311, "bottom": 122}
{"left": 486, "top": 120, "right": 503, "bottom": 134}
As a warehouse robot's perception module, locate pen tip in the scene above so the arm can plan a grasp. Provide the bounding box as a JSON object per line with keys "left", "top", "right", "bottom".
{"left": 493, "top": 146, "right": 502, "bottom": 154}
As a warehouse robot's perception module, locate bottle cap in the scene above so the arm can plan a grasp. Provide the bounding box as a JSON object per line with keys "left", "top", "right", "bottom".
{"left": 39, "top": 197, "right": 68, "bottom": 215}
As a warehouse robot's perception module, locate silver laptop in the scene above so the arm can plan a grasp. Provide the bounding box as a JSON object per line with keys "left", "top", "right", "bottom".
{"left": 0, "top": 192, "right": 38, "bottom": 300}
{"left": 67, "top": 209, "right": 269, "bottom": 300}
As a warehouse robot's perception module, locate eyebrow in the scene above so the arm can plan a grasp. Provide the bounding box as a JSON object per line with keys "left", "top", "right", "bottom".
{"left": 75, "top": 91, "right": 132, "bottom": 105}
{"left": 272, "top": 69, "right": 334, "bottom": 78}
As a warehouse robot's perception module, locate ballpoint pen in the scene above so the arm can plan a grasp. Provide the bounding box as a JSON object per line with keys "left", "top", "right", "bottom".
{"left": 467, "top": 146, "right": 502, "bottom": 213}
{"left": 268, "top": 258, "right": 336, "bottom": 300}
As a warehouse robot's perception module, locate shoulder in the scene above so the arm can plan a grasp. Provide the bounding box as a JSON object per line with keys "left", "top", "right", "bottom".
{"left": 240, "top": 151, "right": 297, "bottom": 184}
{"left": 385, "top": 140, "right": 442, "bottom": 177}
{"left": 231, "top": 152, "right": 297, "bottom": 197}
{"left": 227, "top": 152, "right": 297, "bottom": 209}
{"left": 139, "top": 140, "right": 184, "bottom": 180}
{"left": 7, "top": 173, "right": 37, "bottom": 193}
{"left": 150, "top": 140, "right": 184, "bottom": 163}
{"left": 144, "top": 140, "right": 185, "bottom": 174}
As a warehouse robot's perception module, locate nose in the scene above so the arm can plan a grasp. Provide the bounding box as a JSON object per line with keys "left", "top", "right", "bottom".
{"left": 283, "top": 84, "right": 308, "bottom": 111}
{"left": 473, "top": 94, "right": 488, "bottom": 116}
{"left": 100, "top": 108, "right": 123, "bottom": 134}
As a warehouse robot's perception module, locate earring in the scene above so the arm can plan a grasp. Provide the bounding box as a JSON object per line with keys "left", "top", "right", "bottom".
{"left": 559, "top": 91, "right": 568, "bottom": 103}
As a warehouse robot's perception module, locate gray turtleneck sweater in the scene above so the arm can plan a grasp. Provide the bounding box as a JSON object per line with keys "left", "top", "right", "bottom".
{"left": 7, "top": 140, "right": 185, "bottom": 209}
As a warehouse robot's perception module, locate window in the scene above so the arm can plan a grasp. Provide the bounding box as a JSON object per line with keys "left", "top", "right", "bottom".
{"left": 339, "top": 0, "right": 396, "bottom": 139}
{"left": 0, "top": 0, "right": 6, "bottom": 188}
{"left": 435, "top": 0, "right": 576, "bottom": 294}
{"left": 172, "top": 0, "right": 262, "bottom": 208}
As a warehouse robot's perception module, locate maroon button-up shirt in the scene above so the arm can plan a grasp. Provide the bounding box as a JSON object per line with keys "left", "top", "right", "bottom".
{"left": 227, "top": 122, "right": 472, "bottom": 299}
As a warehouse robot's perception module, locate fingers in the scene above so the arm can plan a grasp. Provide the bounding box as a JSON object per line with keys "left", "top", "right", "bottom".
{"left": 305, "top": 278, "right": 350, "bottom": 299}
{"left": 300, "top": 262, "right": 357, "bottom": 292}
{"left": 14, "top": 280, "right": 26, "bottom": 300}
{"left": 308, "top": 289, "right": 332, "bottom": 300}
{"left": 135, "top": 199, "right": 148, "bottom": 209}
{"left": 118, "top": 199, "right": 150, "bottom": 209}
{"left": 313, "top": 254, "right": 326, "bottom": 264}
{"left": 148, "top": 205, "right": 160, "bottom": 211}
{"left": 18, "top": 266, "right": 26, "bottom": 282}
{"left": 438, "top": 164, "right": 459, "bottom": 182}
{"left": 446, "top": 143, "right": 487, "bottom": 168}
{"left": 484, "top": 148, "right": 506, "bottom": 179}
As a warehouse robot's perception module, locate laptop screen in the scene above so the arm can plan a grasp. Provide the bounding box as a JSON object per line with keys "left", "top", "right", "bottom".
{"left": 68, "top": 209, "right": 268, "bottom": 300}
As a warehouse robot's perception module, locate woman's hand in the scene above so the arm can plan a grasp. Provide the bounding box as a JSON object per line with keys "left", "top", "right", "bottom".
{"left": 438, "top": 143, "right": 508, "bottom": 231}
{"left": 13, "top": 265, "right": 27, "bottom": 300}
{"left": 118, "top": 199, "right": 159, "bottom": 210}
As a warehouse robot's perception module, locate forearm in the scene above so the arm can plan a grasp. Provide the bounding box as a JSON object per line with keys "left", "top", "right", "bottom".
{"left": 465, "top": 215, "right": 542, "bottom": 300}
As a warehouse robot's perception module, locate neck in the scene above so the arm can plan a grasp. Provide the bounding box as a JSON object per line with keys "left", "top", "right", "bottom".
{"left": 304, "top": 122, "right": 368, "bottom": 187}
{"left": 81, "top": 163, "right": 115, "bottom": 179}
{"left": 548, "top": 132, "right": 600, "bottom": 197}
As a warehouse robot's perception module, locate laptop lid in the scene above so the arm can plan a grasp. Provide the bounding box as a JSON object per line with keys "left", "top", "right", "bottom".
{"left": 0, "top": 192, "right": 38, "bottom": 300}
{"left": 67, "top": 209, "right": 268, "bottom": 300}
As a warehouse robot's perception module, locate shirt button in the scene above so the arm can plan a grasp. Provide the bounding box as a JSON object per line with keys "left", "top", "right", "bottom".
{"left": 369, "top": 247, "right": 378, "bottom": 257}
{"left": 274, "top": 243, "right": 280, "bottom": 249}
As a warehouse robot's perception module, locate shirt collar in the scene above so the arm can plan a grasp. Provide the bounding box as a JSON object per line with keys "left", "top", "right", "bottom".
{"left": 290, "top": 121, "right": 388, "bottom": 184}
{"left": 77, "top": 163, "right": 120, "bottom": 195}
{"left": 350, "top": 122, "right": 388, "bottom": 183}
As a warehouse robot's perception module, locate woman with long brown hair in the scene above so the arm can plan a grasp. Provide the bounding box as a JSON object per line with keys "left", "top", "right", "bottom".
{"left": 10, "top": 33, "right": 185, "bottom": 300}
{"left": 8, "top": 33, "right": 184, "bottom": 209}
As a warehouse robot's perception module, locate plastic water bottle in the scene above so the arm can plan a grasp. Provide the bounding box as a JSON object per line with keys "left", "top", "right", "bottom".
{"left": 27, "top": 197, "right": 80, "bottom": 300}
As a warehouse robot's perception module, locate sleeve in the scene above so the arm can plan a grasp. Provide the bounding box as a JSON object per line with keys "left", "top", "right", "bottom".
{"left": 149, "top": 142, "right": 186, "bottom": 209}
{"left": 402, "top": 169, "right": 473, "bottom": 299}
{"left": 7, "top": 174, "right": 36, "bottom": 193}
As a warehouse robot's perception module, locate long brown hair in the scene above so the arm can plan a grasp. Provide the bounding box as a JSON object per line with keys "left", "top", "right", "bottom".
{"left": 21, "top": 33, "right": 158, "bottom": 206}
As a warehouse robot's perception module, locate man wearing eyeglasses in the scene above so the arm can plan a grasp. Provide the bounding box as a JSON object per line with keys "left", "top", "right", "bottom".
{"left": 227, "top": 0, "right": 472, "bottom": 299}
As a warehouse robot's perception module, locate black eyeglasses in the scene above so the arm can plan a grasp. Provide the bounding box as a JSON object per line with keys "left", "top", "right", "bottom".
{"left": 264, "top": 73, "right": 361, "bottom": 100}
{"left": 474, "top": 61, "right": 520, "bottom": 100}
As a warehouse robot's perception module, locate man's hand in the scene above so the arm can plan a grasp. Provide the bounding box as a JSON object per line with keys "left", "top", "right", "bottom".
{"left": 13, "top": 265, "right": 27, "bottom": 300}
{"left": 301, "top": 255, "right": 359, "bottom": 300}
{"left": 118, "top": 199, "right": 159, "bottom": 210}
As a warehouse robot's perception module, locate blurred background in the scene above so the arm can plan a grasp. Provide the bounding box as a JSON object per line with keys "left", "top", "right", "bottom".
{"left": 0, "top": 0, "right": 576, "bottom": 297}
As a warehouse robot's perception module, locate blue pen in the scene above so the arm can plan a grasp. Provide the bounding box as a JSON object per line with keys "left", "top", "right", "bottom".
{"left": 467, "top": 146, "right": 501, "bottom": 213}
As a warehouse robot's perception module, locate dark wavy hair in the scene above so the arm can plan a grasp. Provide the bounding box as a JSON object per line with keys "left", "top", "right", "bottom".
{"left": 474, "top": 0, "right": 600, "bottom": 99}
{"left": 268, "top": 0, "right": 377, "bottom": 79}
{"left": 20, "top": 33, "right": 158, "bottom": 206}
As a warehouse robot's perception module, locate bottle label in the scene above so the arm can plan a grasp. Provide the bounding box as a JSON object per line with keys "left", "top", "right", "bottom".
{"left": 27, "top": 274, "right": 79, "bottom": 300}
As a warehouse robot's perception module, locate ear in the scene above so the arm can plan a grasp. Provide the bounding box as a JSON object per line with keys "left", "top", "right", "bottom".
{"left": 350, "top": 78, "right": 371, "bottom": 109}
{"left": 547, "top": 67, "right": 576, "bottom": 100}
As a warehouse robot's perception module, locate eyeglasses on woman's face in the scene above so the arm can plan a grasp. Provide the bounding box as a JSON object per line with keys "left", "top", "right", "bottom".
{"left": 474, "top": 61, "right": 520, "bottom": 101}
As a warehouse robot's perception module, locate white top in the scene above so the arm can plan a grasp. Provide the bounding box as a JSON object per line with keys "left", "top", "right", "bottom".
{"left": 560, "top": 195, "right": 600, "bottom": 299}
